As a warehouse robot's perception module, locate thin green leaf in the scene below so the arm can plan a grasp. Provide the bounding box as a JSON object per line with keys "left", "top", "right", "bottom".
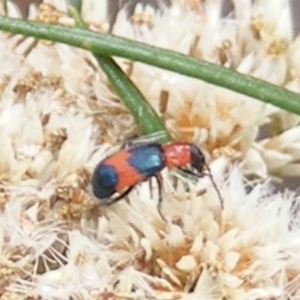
{"left": 0, "top": 16, "right": 300, "bottom": 115}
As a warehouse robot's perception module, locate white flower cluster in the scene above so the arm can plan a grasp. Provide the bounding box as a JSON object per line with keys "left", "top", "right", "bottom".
{"left": 0, "top": 0, "right": 298, "bottom": 299}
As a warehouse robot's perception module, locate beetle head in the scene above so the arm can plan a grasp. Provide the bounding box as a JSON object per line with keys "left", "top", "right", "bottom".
{"left": 190, "top": 144, "right": 205, "bottom": 173}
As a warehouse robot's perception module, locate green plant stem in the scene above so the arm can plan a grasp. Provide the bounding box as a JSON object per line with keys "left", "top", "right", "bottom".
{"left": 0, "top": 16, "right": 300, "bottom": 115}
{"left": 67, "top": 0, "right": 82, "bottom": 12}
{"left": 68, "top": 6, "right": 170, "bottom": 139}
{"left": 2, "top": 1, "right": 7, "bottom": 15}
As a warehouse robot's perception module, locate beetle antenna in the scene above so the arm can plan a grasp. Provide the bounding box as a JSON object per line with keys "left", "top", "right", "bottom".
{"left": 204, "top": 162, "right": 224, "bottom": 210}
{"left": 179, "top": 166, "right": 224, "bottom": 209}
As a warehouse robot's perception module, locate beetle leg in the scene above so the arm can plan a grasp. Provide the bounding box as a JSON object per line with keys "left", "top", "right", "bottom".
{"left": 122, "top": 131, "right": 170, "bottom": 149}
{"left": 121, "top": 134, "right": 139, "bottom": 149}
{"left": 106, "top": 186, "right": 135, "bottom": 205}
{"left": 154, "top": 174, "right": 166, "bottom": 221}
{"left": 179, "top": 168, "right": 204, "bottom": 178}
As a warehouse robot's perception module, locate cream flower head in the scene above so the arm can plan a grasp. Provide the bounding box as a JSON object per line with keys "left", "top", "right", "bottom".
{"left": 0, "top": 0, "right": 299, "bottom": 299}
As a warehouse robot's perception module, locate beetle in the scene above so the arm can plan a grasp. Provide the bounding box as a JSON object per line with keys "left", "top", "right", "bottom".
{"left": 92, "top": 141, "right": 223, "bottom": 215}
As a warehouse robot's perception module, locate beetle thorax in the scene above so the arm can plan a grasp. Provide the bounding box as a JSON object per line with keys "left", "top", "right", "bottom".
{"left": 163, "top": 143, "right": 191, "bottom": 168}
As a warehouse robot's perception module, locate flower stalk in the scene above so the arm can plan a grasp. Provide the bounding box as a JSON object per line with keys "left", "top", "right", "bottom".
{"left": 68, "top": 6, "right": 170, "bottom": 139}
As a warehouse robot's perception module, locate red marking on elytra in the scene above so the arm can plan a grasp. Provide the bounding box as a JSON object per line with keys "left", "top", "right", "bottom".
{"left": 104, "top": 149, "right": 144, "bottom": 190}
